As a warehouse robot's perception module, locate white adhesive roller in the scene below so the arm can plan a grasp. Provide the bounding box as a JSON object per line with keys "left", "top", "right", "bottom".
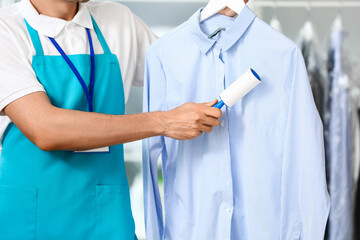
{"left": 213, "top": 68, "right": 261, "bottom": 109}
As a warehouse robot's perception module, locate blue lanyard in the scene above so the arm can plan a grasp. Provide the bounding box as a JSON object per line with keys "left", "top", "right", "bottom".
{"left": 48, "top": 28, "right": 95, "bottom": 112}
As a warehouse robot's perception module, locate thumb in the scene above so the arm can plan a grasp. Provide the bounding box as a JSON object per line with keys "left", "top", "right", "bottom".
{"left": 202, "top": 99, "right": 218, "bottom": 107}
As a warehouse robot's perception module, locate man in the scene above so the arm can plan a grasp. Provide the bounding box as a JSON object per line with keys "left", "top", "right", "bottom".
{"left": 0, "top": 0, "right": 221, "bottom": 239}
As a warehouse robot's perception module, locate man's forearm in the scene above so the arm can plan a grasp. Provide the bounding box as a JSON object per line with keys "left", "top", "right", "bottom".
{"left": 37, "top": 108, "right": 165, "bottom": 151}
{"left": 5, "top": 92, "right": 164, "bottom": 151}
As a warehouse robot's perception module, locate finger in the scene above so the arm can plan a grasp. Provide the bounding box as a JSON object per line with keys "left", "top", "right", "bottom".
{"left": 203, "top": 107, "right": 222, "bottom": 119}
{"left": 191, "top": 131, "right": 203, "bottom": 139}
{"left": 201, "top": 116, "right": 220, "bottom": 127}
{"left": 199, "top": 125, "right": 213, "bottom": 133}
{"left": 201, "top": 99, "right": 218, "bottom": 107}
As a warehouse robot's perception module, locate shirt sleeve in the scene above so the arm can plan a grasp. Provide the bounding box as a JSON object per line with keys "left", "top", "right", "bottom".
{"left": 0, "top": 23, "right": 45, "bottom": 115}
{"left": 279, "top": 47, "right": 330, "bottom": 239}
{"left": 131, "top": 13, "right": 158, "bottom": 87}
{"left": 142, "top": 46, "right": 165, "bottom": 240}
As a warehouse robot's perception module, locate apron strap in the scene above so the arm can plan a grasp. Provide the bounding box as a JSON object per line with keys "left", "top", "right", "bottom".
{"left": 90, "top": 15, "right": 112, "bottom": 55}
{"left": 24, "top": 20, "right": 44, "bottom": 56}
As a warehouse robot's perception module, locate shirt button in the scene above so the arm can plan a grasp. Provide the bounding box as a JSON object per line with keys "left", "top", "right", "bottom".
{"left": 226, "top": 179, "right": 231, "bottom": 186}
{"left": 226, "top": 207, "right": 233, "bottom": 214}
{"left": 221, "top": 121, "right": 225, "bottom": 127}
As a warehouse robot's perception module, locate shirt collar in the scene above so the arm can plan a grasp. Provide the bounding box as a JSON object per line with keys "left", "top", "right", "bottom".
{"left": 20, "top": 0, "right": 93, "bottom": 38}
{"left": 189, "top": 6, "right": 256, "bottom": 54}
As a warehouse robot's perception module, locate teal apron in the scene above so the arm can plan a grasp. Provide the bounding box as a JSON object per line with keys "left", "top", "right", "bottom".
{"left": 0, "top": 16, "right": 136, "bottom": 240}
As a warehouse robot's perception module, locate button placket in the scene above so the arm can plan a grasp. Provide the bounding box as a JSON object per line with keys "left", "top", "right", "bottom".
{"left": 213, "top": 47, "right": 224, "bottom": 97}
{"left": 216, "top": 48, "right": 234, "bottom": 237}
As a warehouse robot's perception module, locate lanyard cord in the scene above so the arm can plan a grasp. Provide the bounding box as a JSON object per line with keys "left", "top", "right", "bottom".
{"left": 88, "top": 28, "right": 95, "bottom": 107}
{"left": 48, "top": 28, "right": 95, "bottom": 112}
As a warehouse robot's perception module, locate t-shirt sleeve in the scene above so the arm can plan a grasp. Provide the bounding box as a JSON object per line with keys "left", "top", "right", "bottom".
{"left": 130, "top": 13, "right": 158, "bottom": 87}
{"left": 0, "top": 23, "right": 45, "bottom": 115}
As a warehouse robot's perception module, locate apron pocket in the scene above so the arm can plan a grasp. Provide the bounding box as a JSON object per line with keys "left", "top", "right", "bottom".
{"left": 96, "top": 185, "right": 135, "bottom": 240}
{"left": 0, "top": 185, "right": 37, "bottom": 240}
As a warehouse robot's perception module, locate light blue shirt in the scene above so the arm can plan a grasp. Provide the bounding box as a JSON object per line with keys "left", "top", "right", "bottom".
{"left": 143, "top": 6, "right": 330, "bottom": 240}
{"left": 326, "top": 19, "right": 354, "bottom": 240}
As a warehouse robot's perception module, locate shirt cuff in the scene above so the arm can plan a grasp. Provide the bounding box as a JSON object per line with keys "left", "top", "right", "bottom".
{"left": 0, "top": 85, "right": 46, "bottom": 115}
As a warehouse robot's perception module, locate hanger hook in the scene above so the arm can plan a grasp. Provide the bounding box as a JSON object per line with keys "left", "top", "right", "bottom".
{"left": 272, "top": 0, "right": 278, "bottom": 18}
{"left": 337, "top": 0, "right": 343, "bottom": 16}
{"left": 306, "top": 0, "right": 312, "bottom": 19}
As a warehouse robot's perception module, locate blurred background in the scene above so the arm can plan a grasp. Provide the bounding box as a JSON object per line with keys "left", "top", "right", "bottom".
{"left": 1, "top": 0, "right": 359, "bottom": 239}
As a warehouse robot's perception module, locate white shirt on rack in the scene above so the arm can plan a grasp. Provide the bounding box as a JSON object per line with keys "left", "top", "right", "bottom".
{"left": 0, "top": 0, "right": 156, "bottom": 153}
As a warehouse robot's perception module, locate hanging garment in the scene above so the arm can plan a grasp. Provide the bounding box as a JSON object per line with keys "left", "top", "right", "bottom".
{"left": 326, "top": 16, "right": 355, "bottom": 240}
{"left": 0, "top": 17, "right": 136, "bottom": 240}
{"left": 351, "top": 88, "right": 360, "bottom": 185}
{"left": 352, "top": 86, "right": 360, "bottom": 240}
{"left": 352, "top": 91, "right": 360, "bottom": 240}
{"left": 143, "top": 6, "right": 330, "bottom": 240}
{"left": 356, "top": 186, "right": 360, "bottom": 240}
{"left": 356, "top": 109, "right": 360, "bottom": 240}
{"left": 297, "top": 21, "right": 327, "bottom": 120}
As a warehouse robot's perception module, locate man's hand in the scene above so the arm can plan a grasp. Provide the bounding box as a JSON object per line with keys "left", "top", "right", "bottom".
{"left": 160, "top": 100, "right": 222, "bottom": 140}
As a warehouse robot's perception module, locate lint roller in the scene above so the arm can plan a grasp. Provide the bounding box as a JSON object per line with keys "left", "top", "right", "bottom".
{"left": 213, "top": 68, "right": 261, "bottom": 109}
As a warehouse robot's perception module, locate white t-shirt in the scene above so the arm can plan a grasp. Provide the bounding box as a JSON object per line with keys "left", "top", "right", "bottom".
{"left": 0, "top": 0, "right": 157, "bottom": 152}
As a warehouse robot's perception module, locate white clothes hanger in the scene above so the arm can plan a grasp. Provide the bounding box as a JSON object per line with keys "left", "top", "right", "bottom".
{"left": 333, "top": 15, "right": 343, "bottom": 31}
{"left": 270, "top": 18, "right": 282, "bottom": 32}
{"left": 303, "top": 21, "right": 315, "bottom": 42}
{"left": 334, "top": 0, "right": 343, "bottom": 31}
{"left": 200, "top": 0, "right": 246, "bottom": 22}
{"left": 301, "top": 0, "right": 316, "bottom": 41}
{"left": 270, "top": 0, "right": 282, "bottom": 32}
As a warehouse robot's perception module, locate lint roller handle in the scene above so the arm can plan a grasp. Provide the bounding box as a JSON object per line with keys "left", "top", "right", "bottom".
{"left": 213, "top": 100, "right": 225, "bottom": 109}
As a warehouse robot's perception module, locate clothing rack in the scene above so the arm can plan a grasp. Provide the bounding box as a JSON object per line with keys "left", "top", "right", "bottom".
{"left": 117, "top": 0, "right": 360, "bottom": 6}
{"left": 253, "top": 1, "right": 360, "bottom": 8}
